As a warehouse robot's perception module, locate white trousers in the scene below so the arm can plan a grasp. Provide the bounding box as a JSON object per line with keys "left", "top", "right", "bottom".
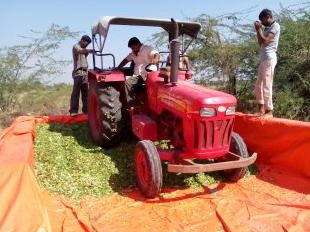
{"left": 255, "top": 59, "right": 277, "bottom": 111}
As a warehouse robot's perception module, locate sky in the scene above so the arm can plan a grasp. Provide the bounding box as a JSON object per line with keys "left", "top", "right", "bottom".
{"left": 0, "top": 0, "right": 308, "bottom": 83}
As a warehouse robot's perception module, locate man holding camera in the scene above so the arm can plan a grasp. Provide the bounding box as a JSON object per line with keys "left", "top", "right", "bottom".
{"left": 254, "top": 9, "right": 280, "bottom": 118}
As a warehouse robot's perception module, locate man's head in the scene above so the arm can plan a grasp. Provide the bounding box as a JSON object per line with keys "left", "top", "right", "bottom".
{"left": 128, "top": 37, "right": 142, "bottom": 54}
{"left": 259, "top": 9, "right": 274, "bottom": 26}
{"left": 80, "top": 35, "right": 92, "bottom": 48}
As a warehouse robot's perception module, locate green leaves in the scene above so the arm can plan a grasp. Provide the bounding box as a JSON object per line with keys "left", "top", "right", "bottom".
{"left": 148, "top": 4, "right": 310, "bottom": 120}
{"left": 0, "top": 24, "right": 79, "bottom": 112}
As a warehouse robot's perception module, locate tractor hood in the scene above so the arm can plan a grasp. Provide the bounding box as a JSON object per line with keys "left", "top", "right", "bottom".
{"left": 179, "top": 81, "right": 237, "bottom": 106}
{"left": 150, "top": 73, "right": 237, "bottom": 114}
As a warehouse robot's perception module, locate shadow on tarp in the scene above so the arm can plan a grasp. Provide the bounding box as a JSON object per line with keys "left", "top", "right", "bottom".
{"left": 0, "top": 114, "right": 310, "bottom": 232}
{"left": 123, "top": 182, "right": 227, "bottom": 203}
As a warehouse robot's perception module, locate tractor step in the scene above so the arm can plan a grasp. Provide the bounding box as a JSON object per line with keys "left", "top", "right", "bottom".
{"left": 132, "top": 114, "right": 157, "bottom": 141}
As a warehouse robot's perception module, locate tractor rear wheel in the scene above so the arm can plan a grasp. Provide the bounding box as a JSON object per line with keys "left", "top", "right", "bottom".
{"left": 88, "top": 80, "right": 122, "bottom": 148}
{"left": 135, "top": 140, "right": 162, "bottom": 198}
{"left": 219, "top": 132, "right": 249, "bottom": 182}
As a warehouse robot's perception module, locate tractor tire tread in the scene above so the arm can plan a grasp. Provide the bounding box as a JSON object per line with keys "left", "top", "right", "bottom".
{"left": 135, "top": 140, "right": 162, "bottom": 198}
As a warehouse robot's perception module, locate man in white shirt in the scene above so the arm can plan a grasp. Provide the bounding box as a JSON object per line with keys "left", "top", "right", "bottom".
{"left": 115, "top": 37, "right": 159, "bottom": 106}
{"left": 254, "top": 9, "right": 280, "bottom": 118}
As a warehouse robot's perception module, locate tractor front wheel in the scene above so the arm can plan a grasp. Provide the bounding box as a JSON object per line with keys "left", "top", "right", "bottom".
{"left": 219, "top": 132, "right": 249, "bottom": 182}
{"left": 135, "top": 140, "right": 162, "bottom": 198}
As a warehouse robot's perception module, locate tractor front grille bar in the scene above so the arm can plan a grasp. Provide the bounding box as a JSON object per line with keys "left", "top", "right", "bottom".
{"left": 193, "top": 118, "right": 234, "bottom": 150}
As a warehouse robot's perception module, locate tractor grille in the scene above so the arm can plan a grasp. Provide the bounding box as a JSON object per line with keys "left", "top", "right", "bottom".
{"left": 193, "top": 118, "right": 234, "bottom": 149}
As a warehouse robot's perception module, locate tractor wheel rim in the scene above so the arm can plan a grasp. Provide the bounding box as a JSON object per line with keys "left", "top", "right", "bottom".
{"left": 136, "top": 151, "right": 148, "bottom": 187}
{"left": 90, "top": 94, "right": 99, "bottom": 135}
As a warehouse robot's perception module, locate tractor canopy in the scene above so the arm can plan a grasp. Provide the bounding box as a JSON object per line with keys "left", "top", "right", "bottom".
{"left": 91, "top": 16, "right": 201, "bottom": 52}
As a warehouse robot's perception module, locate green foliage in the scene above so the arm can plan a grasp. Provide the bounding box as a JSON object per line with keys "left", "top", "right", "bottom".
{"left": 34, "top": 123, "right": 257, "bottom": 200}
{"left": 273, "top": 6, "right": 310, "bottom": 120}
{"left": 274, "top": 88, "right": 307, "bottom": 120}
{"left": 148, "top": 30, "right": 169, "bottom": 52}
{"left": 187, "top": 10, "right": 259, "bottom": 96}
{"left": 0, "top": 25, "right": 78, "bottom": 112}
{"left": 149, "top": 4, "right": 310, "bottom": 121}
{"left": 277, "top": 5, "right": 310, "bottom": 64}
{"left": 235, "top": 80, "right": 257, "bottom": 113}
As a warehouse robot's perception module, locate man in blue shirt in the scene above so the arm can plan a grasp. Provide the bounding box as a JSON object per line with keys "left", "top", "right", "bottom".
{"left": 254, "top": 9, "right": 280, "bottom": 118}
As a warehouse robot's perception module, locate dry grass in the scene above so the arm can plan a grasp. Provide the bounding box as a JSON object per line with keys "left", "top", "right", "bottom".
{"left": 0, "top": 83, "right": 72, "bottom": 131}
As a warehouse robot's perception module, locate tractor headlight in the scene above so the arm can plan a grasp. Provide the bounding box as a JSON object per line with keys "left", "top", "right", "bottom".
{"left": 200, "top": 107, "right": 216, "bottom": 117}
{"left": 226, "top": 106, "right": 236, "bottom": 116}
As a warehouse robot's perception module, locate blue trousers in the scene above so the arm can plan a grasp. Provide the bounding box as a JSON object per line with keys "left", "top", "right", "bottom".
{"left": 69, "top": 75, "right": 88, "bottom": 114}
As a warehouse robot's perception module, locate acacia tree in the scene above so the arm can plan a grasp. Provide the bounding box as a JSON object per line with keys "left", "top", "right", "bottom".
{"left": 150, "top": 10, "right": 259, "bottom": 97}
{"left": 0, "top": 24, "right": 79, "bottom": 111}
{"left": 150, "top": 5, "right": 310, "bottom": 120}
{"left": 190, "top": 5, "right": 310, "bottom": 120}
{"left": 273, "top": 4, "right": 310, "bottom": 120}
{"left": 188, "top": 11, "right": 259, "bottom": 96}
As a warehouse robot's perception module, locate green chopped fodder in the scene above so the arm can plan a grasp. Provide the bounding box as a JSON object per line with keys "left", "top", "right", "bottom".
{"left": 34, "top": 123, "right": 257, "bottom": 200}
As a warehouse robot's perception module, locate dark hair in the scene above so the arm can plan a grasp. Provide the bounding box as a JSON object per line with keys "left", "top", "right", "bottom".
{"left": 81, "top": 35, "right": 92, "bottom": 44}
{"left": 128, "top": 37, "right": 141, "bottom": 47}
{"left": 259, "top": 9, "right": 273, "bottom": 20}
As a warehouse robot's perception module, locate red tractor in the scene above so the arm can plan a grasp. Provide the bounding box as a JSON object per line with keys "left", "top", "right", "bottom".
{"left": 88, "top": 16, "right": 257, "bottom": 198}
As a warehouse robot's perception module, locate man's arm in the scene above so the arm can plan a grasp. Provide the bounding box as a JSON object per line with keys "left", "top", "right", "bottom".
{"left": 74, "top": 45, "right": 94, "bottom": 55}
{"left": 257, "top": 30, "right": 275, "bottom": 46}
{"left": 254, "top": 22, "right": 275, "bottom": 46}
{"left": 77, "top": 49, "right": 90, "bottom": 55}
{"left": 115, "top": 58, "right": 129, "bottom": 70}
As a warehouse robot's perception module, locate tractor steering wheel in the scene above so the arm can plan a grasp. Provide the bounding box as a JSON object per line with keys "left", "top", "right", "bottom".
{"left": 145, "top": 63, "right": 158, "bottom": 72}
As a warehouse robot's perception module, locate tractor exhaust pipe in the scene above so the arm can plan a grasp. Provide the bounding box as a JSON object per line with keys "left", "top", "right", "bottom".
{"left": 170, "top": 18, "right": 180, "bottom": 85}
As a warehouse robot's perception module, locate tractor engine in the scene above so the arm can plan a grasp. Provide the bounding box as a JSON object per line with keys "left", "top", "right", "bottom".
{"left": 158, "top": 110, "right": 185, "bottom": 148}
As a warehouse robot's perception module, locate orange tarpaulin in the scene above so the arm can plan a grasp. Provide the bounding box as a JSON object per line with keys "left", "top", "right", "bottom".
{"left": 234, "top": 113, "right": 310, "bottom": 178}
{"left": 0, "top": 114, "right": 310, "bottom": 232}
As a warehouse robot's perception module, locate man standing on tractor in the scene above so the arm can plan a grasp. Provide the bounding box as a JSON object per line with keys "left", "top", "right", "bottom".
{"left": 115, "top": 37, "right": 159, "bottom": 106}
{"left": 254, "top": 9, "right": 280, "bottom": 118}
{"left": 69, "top": 35, "right": 94, "bottom": 117}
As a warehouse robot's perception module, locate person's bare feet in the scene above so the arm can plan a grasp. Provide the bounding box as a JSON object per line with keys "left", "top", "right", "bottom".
{"left": 253, "top": 112, "right": 264, "bottom": 116}
{"left": 253, "top": 104, "right": 265, "bottom": 116}
{"left": 260, "top": 110, "right": 273, "bottom": 119}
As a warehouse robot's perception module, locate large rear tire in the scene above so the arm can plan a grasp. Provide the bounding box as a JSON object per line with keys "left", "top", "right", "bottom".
{"left": 88, "top": 80, "right": 122, "bottom": 148}
{"left": 135, "top": 140, "right": 162, "bottom": 198}
{"left": 220, "top": 132, "right": 249, "bottom": 182}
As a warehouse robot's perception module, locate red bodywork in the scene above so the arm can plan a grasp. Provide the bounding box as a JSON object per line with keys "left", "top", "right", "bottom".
{"left": 147, "top": 71, "right": 236, "bottom": 160}
{"left": 88, "top": 17, "right": 256, "bottom": 189}
{"left": 88, "top": 69, "right": 125, "bottom": 82}
{"left": 88, "top": 68, "right": 237, "bottom": 161}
